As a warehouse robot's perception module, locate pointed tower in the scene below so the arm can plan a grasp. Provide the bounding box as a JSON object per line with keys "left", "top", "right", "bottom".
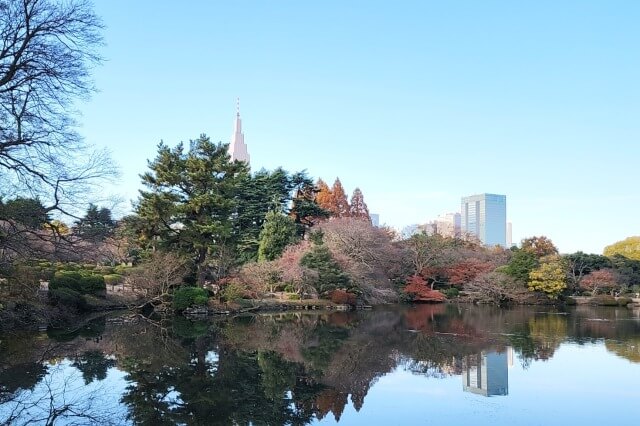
{"left": 228, "top": 98, "right": 250, "bottom": 165}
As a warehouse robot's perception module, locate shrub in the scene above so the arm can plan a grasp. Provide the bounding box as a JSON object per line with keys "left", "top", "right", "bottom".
{"left": 330, "top": 289, "right": 357, "bottom": 306}
{"left": 443, "top": 287, "right": 460, "bottom": 298}
{"left": 173, "top": 286, "right": 209, "bottom": 312}
{"left": 114, "top": 265, "right": 131, "bottom": 275}
{"left": 221, "top": 281, "right": 245, "bottom": 303}
{"left": 49, "top": 288, "right": 88, "bottom": 311}
{"left": 95, "top": 266, "right": 115, "bottom": 275}
{"left": 103, "top": 274, "right": 123, "bottom": 287}
{"left": 617, "top": 297, "right": 632, "bottom": 306}
{"left": 288, "top": 294, "right": 301, "bottom": 301}
{"left": 50, "top": 271, "right": 106, "bottom": 295}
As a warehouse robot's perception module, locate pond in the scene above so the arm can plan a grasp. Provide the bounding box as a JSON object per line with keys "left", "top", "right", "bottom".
{"left": 1, "top": 304, "right": 640, "bottom": 425}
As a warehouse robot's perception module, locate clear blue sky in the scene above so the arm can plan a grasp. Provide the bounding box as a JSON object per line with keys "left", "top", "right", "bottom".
{"left": 80, "top": 0, "right": 640, "bottom": 254}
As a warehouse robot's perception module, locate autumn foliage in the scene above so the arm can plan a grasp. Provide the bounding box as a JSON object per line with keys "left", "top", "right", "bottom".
{"left": 580, "top": 268, "right": 620, "bottom": 295}
{"left": 403, "top": 275, "right": 447, "bottom": 302}
{"left": 330, "top": 289, "right": 357, "bottom": 306}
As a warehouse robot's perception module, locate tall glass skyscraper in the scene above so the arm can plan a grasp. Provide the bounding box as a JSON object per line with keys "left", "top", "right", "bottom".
{"left": 461, "top": 193, "right": 506, "bottom": 247}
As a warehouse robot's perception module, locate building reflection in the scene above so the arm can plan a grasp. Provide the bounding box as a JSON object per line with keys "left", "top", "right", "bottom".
{"left": 462, "top": 348, "right": 512, "bottom": 397}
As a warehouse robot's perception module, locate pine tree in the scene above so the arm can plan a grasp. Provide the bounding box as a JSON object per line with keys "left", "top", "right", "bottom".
{"left": 135, "top": 135, "right": 249, "bottom": 284}
{"left": 349, "top": 188, "right": 370, "bottom": 221}
{"left": 289, "top": 174, "right": 330, "bottom": 234}
{"left": 258, "top": 209, "right": 299, "bottom": 261}
{"left": 331, "top": 178, "right": 350, "bottom": 218}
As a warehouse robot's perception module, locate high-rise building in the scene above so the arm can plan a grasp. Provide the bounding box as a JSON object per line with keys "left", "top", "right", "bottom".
{"left": 434, "top": 212, "right": 461, "bottom": 238}
{"left": 228, "top": 99, "right": 250, "bottom": 164}
{"left": 461, "top": 193, "right": 506, "bottom": 247}
{"left": 370, "top": 213, "right": 380, "bottom": 227}
{"left": 506, "top": 222, "right": 513, "bottom": 248}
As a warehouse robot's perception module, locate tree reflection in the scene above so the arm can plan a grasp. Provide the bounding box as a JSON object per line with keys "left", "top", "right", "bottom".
{"left": 2, "top": 305, "right": 640, "bottom": 424}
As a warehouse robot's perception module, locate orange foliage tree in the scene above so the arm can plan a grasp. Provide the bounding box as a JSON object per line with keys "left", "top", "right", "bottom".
{"left": 331, "top": 178, "right": 350, "bottom": 218}
{"left": 402, "top": 275, "right": 446, "bottom": 302}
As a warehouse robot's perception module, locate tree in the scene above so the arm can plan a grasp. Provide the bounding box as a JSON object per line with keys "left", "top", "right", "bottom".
{"left": 135, "top": 135, "right": 248, "bottom": 284}
{"left": 528, "top": 256, "right": 567, "bottom": 299}
{"left": 604, "top": 236, "right": 640, "bottom": 261}
{"left": 0, "top": 197, "right": 50, "bottom": 228}
{"left": 564, "top": 252, "right": 612, "bottom": 293}
{"left": 521, "top": 236, "right": 558, "bottom": 258}
{"left": 289, "top": 173, "right": 329, "bottom": 235}
{"left": 320, "top": 218, "right": 405, "bottom": 303}
{"left": 502, "top": 249, "right": 538, "bottom": 284}
{"left": 0, "top": 0, "right": 113, "bottom": 224}
{"left": 402, "top": 275, "right": 446, "bottom": 302}
{"left": 315, "top": 179, "right": 334, "bottom": 214}
{"left": 257, "top": 209, "right": 298, "bottom": 261}
{"left": 331, "top": 178, "right": 350, "bottom": 218}
{"left": 300, "top": 236, "right": 350, "bottom": 296}
{"left": 580, "top": 268, "right": 620, "bottom": 296}
{"left": 75, "top": 204, "right": 115, "bottom": 241}
{"left": 348, "top": 188, "right": 370, "bottom": 221}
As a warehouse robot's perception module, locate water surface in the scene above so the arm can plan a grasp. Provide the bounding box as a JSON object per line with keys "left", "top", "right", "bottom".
{"left": 1, "top": 304, "right": 639, "bottom": 425}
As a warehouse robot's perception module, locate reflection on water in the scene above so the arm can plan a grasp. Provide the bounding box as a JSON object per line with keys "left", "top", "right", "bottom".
{"left": 462, "top": 348, "right": 511, "bottom": 397}
{"left": 1, "top": 304, "right": 640, "bottom": 424}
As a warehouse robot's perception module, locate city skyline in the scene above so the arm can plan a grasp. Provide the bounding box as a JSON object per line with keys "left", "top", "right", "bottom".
{"left": 80, "top": 1, "right": 639, "bottom": 255}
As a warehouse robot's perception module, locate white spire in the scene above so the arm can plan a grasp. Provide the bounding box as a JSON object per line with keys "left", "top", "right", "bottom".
{"left": 228, "top": 98, "right": 250, "bottom": 164}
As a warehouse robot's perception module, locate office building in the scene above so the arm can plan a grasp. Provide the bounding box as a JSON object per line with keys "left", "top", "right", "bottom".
{"left": 461, "top": 193, "right": 506, "bottom": 247}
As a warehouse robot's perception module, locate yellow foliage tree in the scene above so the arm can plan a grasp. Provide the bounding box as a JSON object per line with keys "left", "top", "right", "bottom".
{"left": 528, "top": 255, "right": 567, "bottom": 299}
{"left": 603, "top": 236, "right": 640, "bottom": 261}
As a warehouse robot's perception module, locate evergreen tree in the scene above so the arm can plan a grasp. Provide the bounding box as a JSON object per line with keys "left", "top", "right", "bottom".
{"left": 75, "top": 204, "right": 115, "bottom": 241}
{"left": 135, "top": 135, "right": 249, "bottom": 284}
{"left": 0, "top": 197, "right": 50, "bottom": 228}
{"left": 258, "top": 209, "right": 298, "bottom": 261}
{"left": 331, "top": 178, "right": 350, "bottom": 218}
{"left": 300, "top": 234, "right": 351, "bottom": 296}
{"left": 290, "top": 173, "right": 330, "bottom": 235}
{"left": 234, "top": 168, "right": 296, "bottom": 262}
{"left": 349, "top": 188, "right": 370, "bottom": 221}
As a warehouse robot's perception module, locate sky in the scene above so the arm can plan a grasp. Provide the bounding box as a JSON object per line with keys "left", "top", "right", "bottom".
{"left": 79, "top": 0, "right": 640, "bottom": 255}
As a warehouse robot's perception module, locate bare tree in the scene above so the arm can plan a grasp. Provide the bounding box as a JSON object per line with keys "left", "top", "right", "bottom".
{"left": 0, "top": 0, "right": 114, "bottom": 263}
{"left": 127, "top": 252, "right": 188, "bottom": 303}
{"left": 0, "top": 363, "right": 124, "bottom": 425}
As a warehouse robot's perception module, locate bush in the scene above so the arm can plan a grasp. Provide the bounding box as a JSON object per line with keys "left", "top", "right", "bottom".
{"left": 114, "top": 265, "right": 131, "bottom": 275}
{"left": 221, "top": 281, "right": 246, "bottom": 302}
{"left": 173, "top": 286, "right": 209, "bottom": 312}
{"left": 95, "top": 266, "right": 115, "bottom": 275}
{"left": 103, "top": 274, "right": 123, "bottom": 287}
{"left": 50, "top": 271, "right": 106, "bottom": 295}
{"left": 617, "top": 297, "right": 632, "bottom": 306}
{"left": 49, "top": 288, "right": 88, "bottom": 311}
{"left": 288, "top": 294, "right": 301, "bottom": 301}
{"left": 443, "top": 287, "right": 460, "bottom": 298}
{"left": 330, "top": 289, "right": 357, "bottom": 306}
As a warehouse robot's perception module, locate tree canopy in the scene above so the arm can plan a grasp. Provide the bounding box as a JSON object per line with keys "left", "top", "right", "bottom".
{"left": 604, "top": 236, "right": 640, "bottom": 261}
{"left": 135, "top": 135, "right": 249, "bottom": 284}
